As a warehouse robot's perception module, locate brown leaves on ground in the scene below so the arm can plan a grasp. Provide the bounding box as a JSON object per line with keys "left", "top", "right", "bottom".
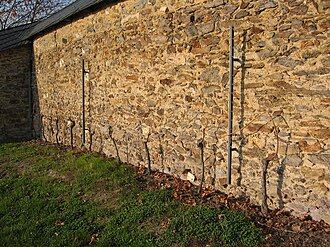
{"left": 135, "top": 169, "right": 330, "bottom": 247}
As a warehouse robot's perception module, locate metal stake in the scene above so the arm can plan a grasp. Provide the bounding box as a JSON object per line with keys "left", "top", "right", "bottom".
{"left": 28, "top": 47, "right": 34, "bottom": 139}
{"left": 82, "top": 58, "right": 86, "bottom": 145}
{"left": 227, "top": 26, "right": 234, "bottom": 185}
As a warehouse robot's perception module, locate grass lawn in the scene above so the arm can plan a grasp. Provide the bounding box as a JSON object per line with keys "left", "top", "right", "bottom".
{"left": 0, "top": 142, "right": 262, "bottom": 247}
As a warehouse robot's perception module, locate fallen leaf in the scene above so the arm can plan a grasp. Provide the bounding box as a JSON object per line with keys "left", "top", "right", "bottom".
{"left": 218, "top": 214, "right": 225, "bottom": 219}
{"left": 55, "top": 221, "right": 65, "bottom": 226}
{"left": 89, "top": 234, "right": 99, "bottom": 245}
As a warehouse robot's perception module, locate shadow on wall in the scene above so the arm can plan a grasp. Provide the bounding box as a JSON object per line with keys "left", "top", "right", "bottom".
{"left": 31, "top": 48, "right": 42, "bottom": 141}
{"left": 28, "top": 23, "right": 291, "bottom": 214}
{"left": 277, "top": 118, "right": 291, "bottom": 210}
{"left": 237, "top": 30, "right": 247, "bottom": 187}
{"left": 21, "top": 0, "right": 128, "bottom": 148}
{"left": 234, "top": 29, "right": 289, "bottom": 211}
{"left": 34, "top": 54, "right": 89, "bottom": 150}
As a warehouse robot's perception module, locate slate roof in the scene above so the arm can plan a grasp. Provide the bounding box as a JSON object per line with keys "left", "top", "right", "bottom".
{"left": 28, "top": 0, "right": 107, "bottom": 37}
{"left": 0, "top": 0, "right": 114, "bottom": 52}
{"left": 0, "top": 22, "right": 38, "bottom": 51}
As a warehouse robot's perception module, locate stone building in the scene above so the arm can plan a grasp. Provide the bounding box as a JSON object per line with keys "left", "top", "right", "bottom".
{"left": 0, "top": 23, "right": 38, "bottom": 142}
{"left": 0, "top": 0, "right": 329, "bottom": 223}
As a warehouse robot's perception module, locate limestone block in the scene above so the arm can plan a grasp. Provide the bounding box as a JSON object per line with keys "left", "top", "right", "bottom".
{"left": 198, "top": 68, "right": 220, "bottom": 83}
{"left": 277, "top": 57, "right": 303, "bottom": 68}
{"left": 257, "top": 0, "right": 278, "bottom": 13}
{"left": 302, "top": 166, "right": 325, "bottom": 181}
{"left": 302, "top": 50, "right": 321, "bottom": 59}
{"left": 286, "top": 201, "right": 309, "bottom": 215}
{"left": 222, "top": 3, "right": 238, "bottom": 15}
{"left": 307, "top": 153, "right": 330, "bottom": 166}
{"left": 283, "top": 155, "right": 303, "bottom": 167}
{"left": 203, "top": 1, "right": 225, "bottom": 9}
{"left": 321, "top": 57, "right": 330, "bottom": 67}
{"left": 184, "top": 171, "right": 196, "bottom": 183}
{"left": 235, "top": 10, "right": 250, "bottom": 19}
{"left": 290, "top": 5, "right": 308, "bottom": 15}
{"left": 310, "top": 129, "right": 330, "bottom": 139}
{"left": 310, "top": 197, "right": 330, "bottom": 224}
{"left": 197, "top": 22, "right": 215, "bottom": 35}
{"left": 121, "top": 13, "right": 140, "bottom": 25}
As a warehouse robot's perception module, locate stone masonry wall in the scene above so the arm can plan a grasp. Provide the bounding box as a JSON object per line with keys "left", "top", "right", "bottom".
{"left": 33, "top": 0, "right": 330, "bottom": 223}
{"left": 0, "top": 45, "right": 32, "bottom": 143}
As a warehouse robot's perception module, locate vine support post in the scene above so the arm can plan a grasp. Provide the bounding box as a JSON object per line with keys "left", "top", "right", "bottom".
{"left": 82, "top": 58, "right": 86, "bottom": 146}
{"left": 227, "top": 25, "right": 234, "bottom": 185}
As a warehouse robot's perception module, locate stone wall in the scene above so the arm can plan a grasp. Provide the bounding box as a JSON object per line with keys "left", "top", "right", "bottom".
{"left": 33, "top": 0, "right": 330, "bottom": 223}
{"left": 0, "top": 44, "right": 33, "bottom": 143}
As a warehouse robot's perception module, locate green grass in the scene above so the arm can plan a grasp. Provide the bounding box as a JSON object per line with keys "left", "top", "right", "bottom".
{"left": 0, "top": 142, "right": 262, "bottom": 247}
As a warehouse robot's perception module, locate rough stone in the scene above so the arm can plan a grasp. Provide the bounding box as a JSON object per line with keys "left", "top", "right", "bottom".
{"left": 185, "top": 25, "right": 198, "bottom": 37}
{"left": 319, "top": 1, "right": 330, "bottom": 11}
{"left": 134, "top": 0, "right": 147, "bottom": 10}
{"left": 295, "top": 104, "right": 311, "bottom": 112}
{"left": 277, "top": 57, "right": 303, "bottom": 68}
{"left": 126, "top": 75, "right": 139, "bottom": 80}
{"left": 298, "top": 141, "right": 322, "bottom": 152}
{"left": 199, "top": 68, "right": 220, "bottom": 83}
{"left": 222, "top": 4, "right": 238, "bottom": 15}
{"left": 302, "top": 50, "right": 321, "bottom": 59}
{"left": 160, "top": 79, "right": 173, "bottom": 87}
{"left": 257, "top": 0, "right": 278, "bottom": 12}
{"left": 15, "top": 0, "right": 328, "bottom": 225}
{"left": 307, "top": 154, "right": 330, "bottom": 166}
{"left": 197, "top": 22, "right": 215, "bottom": 35}
{"left": 250, "top": 26, "right": 264, "bottom": 34}
{"left": 301, "top": 166, "right": 325, "bottom": 180}
{"left": 290, "top": 5, "right": 308, "bottom": 15}
{"left": 87, "top": 25, "right": 95, "bottom": 32}
{"left": 0, "top": 45, "right": 32, "bottom": 143}
{"left": 186, "top": 172, "right": 196, "bottom": 182}
{"left": 273, "top": 31, "right": 293, "bottom": 39}
{"left": 312, "top": 183, "right": 329, "bottom": 194}
{"left": 121, "top": 13, "right": 140, "bottom": 25}
{"left": 191, "top": 46, "right": 210, "bottom": 54}
{"left": 286, "top": 143, "right": 300, "bottom": 155}
{"left": 202, "top": 85, "right": 221, "bottom": 94}
{"left": 203, "top": 0, "right": 225, "bottom": 9}
{"left": 247, "top": 124, "right": 274, "bottom": 133}
{"left": 310, "top": 129, "right": 330, "bottom": 139}
{"left": 256, "top": 48, "right": 277, "bottom": 59}
{"left": 283, "top": 155, "right": 303, "bottom": 167}
{"left": 321, "top": 57, "right": 330, "bottom": 67}
{"left": 319, "top": 18, "right": 330, "bottom": 30}
{"left": 310, "top": 207, "right": 330, "bottom": 223}
{"left": 240, "top": 1, "right": 250, "bottom": 9}
{"left": 279, "top": 24, "right": 291, "bottom": 31}
{"left": 286, "top": 202, "right": 308, "bottom": 214}
{"left": 294, "top": 68, "right": 330, "bottom": 76}
{"left": 218, "top": 177, "right": 227, "bottom": 186}
{"left": 245, "top": 83, "right": 264, "bottom": 89}
{"left": 315, "top": 68, "right": 330, "bottom": 75}
{"left": 251, "top": 63, "right": 265, "bottom": 69}
{"left": 235, "top": 10, "right": 250, "bottom": 19}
